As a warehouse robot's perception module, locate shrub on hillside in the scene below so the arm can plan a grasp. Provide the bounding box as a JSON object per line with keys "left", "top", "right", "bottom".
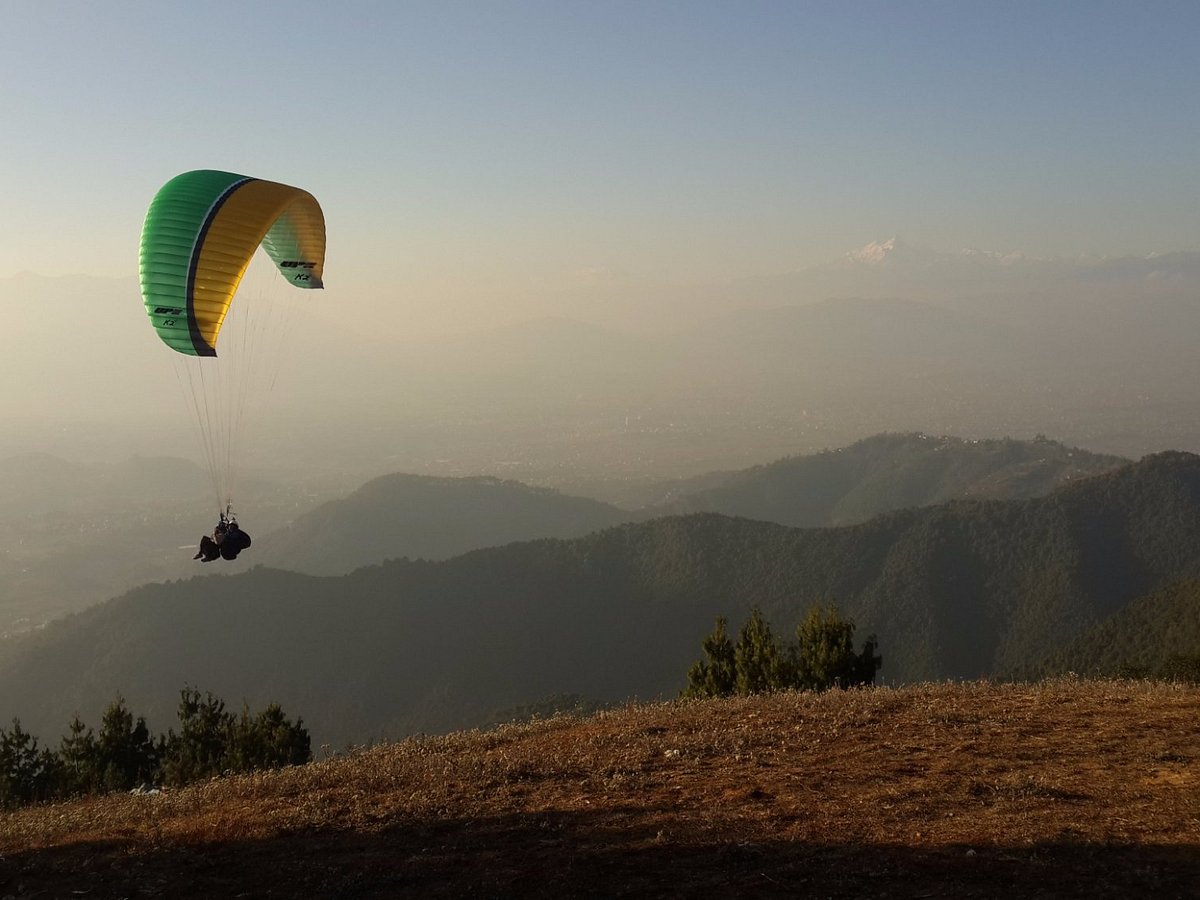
{"left": 684, "top": 605, "right": 881, "bottom": 698}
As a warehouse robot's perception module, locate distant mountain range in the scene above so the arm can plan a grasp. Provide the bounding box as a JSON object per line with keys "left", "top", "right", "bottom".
{"left": 3, "top": 449, "right": 1197, "bottom": 749}
{"left": 722, "top": 237, "right": 1200, "bottom": 312}
{"left": 255, "top": 433, "right": 1127, "bottom": 574}
{"left": 645, "top": 432, "right": 1126, "bottom": 527}
{"left": 0, "top": 433, "right": 1129, "bottom": 629}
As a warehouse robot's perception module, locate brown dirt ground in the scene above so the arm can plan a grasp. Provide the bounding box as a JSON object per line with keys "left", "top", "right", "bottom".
{"left": 1, "top": 679, "right": 1198, "bottom": 898}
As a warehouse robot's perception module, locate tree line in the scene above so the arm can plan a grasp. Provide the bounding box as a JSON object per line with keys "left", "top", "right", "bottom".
{"left": 684, "top": 604, "right": 881, "bottom": 698}
{"left": 0, "top": 687, "right": 309, "bottom": 810}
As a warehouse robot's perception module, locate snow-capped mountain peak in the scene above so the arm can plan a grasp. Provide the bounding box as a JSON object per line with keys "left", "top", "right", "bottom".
{"left": 846, "top": 237, "right": 901, "bottom": 265}
{"left": 842, "top": 238, "right": 1042, "bottom": 269}
{"left": 842, "top": 236, "right": 945, "bottom": 268}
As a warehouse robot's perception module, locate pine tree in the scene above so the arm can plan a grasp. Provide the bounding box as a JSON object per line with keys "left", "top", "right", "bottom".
{"left": 735, "top": 606, "right": 780, "bottom": 695}
{"left": 791, "top": 604, "right": 881, "bottom": 691}
{"left": 58, "top": 714, "right": 99, "bottom": 797}
{"left": 96, "top": 697, "right": 159, "bottom": 791}
{"left": 683, "top": 616, "right": 737, "bottom": 698}
{"left": 160, "top": 688, "right": 234, "bottom": 786}
{"left": 0, "top": 719, "right": 53, "bottom": 808}
{"left": 227, "top": 703, "right": 311, "bottom": 771}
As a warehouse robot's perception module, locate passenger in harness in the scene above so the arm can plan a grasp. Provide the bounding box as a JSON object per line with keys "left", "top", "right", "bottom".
{"left": 193, "top": 511, "right": 251, "bottom": 562}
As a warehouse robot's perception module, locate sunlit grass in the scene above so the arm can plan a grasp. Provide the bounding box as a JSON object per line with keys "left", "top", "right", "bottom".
{"left": 2, "top": 679, "right": 1197, "bottom": 896}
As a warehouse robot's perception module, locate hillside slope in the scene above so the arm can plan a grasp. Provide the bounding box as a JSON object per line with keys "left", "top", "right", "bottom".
{"left": 652, "top": 432, "right": 1127, "bottom": 526}
{"left": 2, "top": 681, "right": 1197, "bottom": 899}
{"left": 251, "top": 433, "right": 1126, "bottom": 577}
{"left": 3, "top": 453, "right": 1200, "bottom": 748}
{"left": 1043, "top": 577, "right": 1200, "bottom": 676}
{"left": 254, "top": 474, "right": 630, "bottom": 575}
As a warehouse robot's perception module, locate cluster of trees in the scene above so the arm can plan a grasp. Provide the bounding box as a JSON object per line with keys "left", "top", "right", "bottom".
{"left": 684, "top": 605, "right": 881, "bottom": 698}
{"left": 0, "top": 688, "right": 309, "bottom": 810}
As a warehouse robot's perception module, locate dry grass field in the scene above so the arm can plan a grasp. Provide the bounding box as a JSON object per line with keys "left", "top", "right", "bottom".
{"left": 1, "top": 679, "right": 1198, "bottom": 898}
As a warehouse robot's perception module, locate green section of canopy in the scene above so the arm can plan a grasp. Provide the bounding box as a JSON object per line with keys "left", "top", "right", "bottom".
{"left": 139, "top": 169, "right": 326, "bottom": 357}
{"left": 139, "top": 170, "right": 250, "bottom": 356}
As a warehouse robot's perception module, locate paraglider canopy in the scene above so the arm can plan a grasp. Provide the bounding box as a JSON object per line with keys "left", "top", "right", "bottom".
{"left": 138, "top": 169, "right": 327, "bottom": 516}
{"left": 139, "top": 169, "right": 326, "bottom": 357}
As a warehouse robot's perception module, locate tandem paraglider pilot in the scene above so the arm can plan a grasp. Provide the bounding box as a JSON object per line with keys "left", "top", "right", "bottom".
{"left": 194, "top": 515, "right": 252, "bottom": 563}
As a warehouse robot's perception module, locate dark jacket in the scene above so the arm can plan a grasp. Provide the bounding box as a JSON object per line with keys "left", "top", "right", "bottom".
{"left": 219, "top": 526, "right": 252, "bottom": 560}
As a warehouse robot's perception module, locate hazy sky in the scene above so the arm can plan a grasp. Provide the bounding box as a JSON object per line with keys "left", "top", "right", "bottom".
{"left": 4, "top": 1, "right": 1200, "bottom": 333}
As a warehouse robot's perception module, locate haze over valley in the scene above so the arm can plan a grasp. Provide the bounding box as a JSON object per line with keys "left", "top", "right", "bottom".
{"left": 9, "top": 237, "right": 1200, "bottom": 486}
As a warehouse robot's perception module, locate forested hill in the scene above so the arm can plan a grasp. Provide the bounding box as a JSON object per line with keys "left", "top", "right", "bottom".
{"left": 1041, "top": 577, "right": 1200, "bottom": 676}
{"left": 253, "top": 474, "right": 630, "bottom": 575}
{"left": 250, "top": 434, "right": 1125, "bottom": 577}
{"left": 3, "top": 451, "right": 1199, "bottom": 749}
{"left": 650, "top": 432, "right": 1128, "bottom": 526}
{"left": 0, "top": 432, "right": 1123, "bottom": 633}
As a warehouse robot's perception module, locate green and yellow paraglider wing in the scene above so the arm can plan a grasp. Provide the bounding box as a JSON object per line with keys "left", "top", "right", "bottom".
{"left": 139, "top": 169, "right": 325, "bottom": 356}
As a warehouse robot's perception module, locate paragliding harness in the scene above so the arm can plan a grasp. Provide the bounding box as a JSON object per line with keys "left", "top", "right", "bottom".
{"left": 217, "top": 505, "right": 251, "bottom": 560}
{"left": 194, "top": 504, "right": 252, "bottom": 562}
